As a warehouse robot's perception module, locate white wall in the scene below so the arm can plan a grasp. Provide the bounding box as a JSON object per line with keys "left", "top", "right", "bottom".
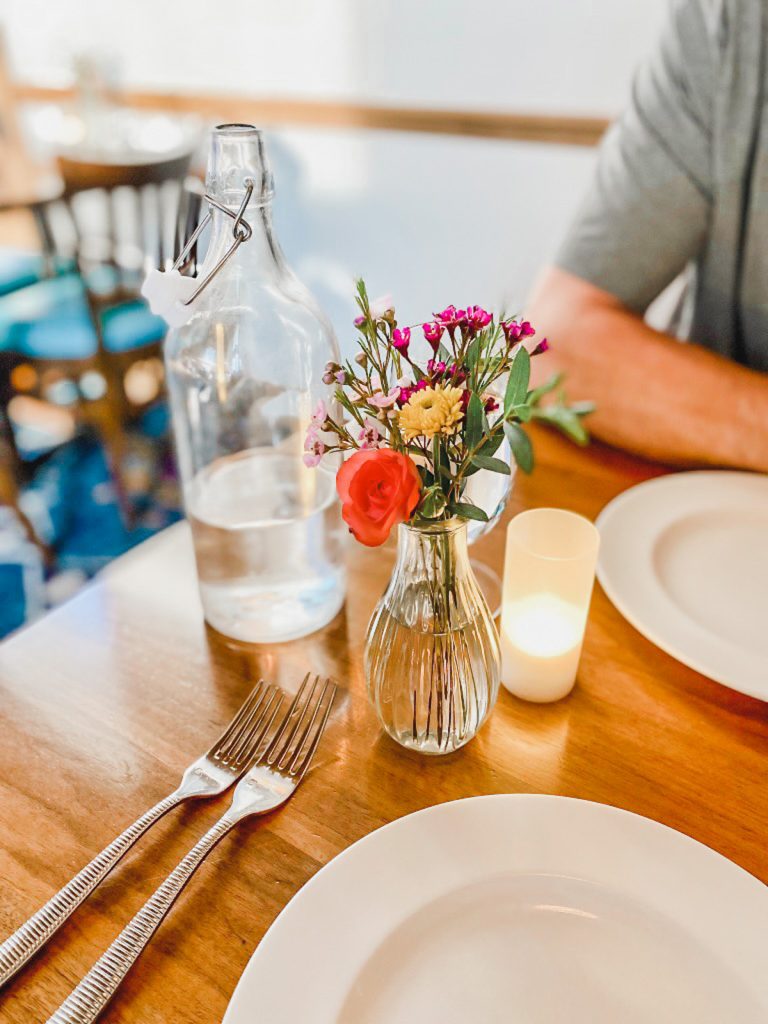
{"left": 3, "top": 0, "right": 669, "bottom": 116}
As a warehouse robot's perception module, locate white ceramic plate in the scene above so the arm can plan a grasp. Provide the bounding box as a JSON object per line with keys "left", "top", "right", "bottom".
{"left": 596, "top": 471, "right": 768, "bottom": 701}
{"left": 223, "top": 795, "right": 768, "bottom": 1024}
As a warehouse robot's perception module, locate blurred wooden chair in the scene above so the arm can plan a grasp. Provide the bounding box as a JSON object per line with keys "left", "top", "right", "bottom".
{"left": 0, "top": 150, "right": 203, "bottom": 522}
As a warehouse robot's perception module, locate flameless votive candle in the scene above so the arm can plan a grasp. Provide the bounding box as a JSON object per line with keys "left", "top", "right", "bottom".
{"left": 500, "top": 508, "right": 600, "bottom": 702}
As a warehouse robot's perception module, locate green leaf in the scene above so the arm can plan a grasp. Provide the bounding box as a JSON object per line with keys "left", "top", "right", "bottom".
{"left": 526, "top": 371, "right": 564, "bottom": 407}
{"left": 477, "top": 431, "right": 505, "bottom": 457}
{"left": 466, "top": 337, "right": 481, "bottom": 373}
{"left": 471, "top": 454, "right": 511, "bottom": 475}
{"left": 531, "top": 406, "right": 590, "bottom": 446}
{"left": 464, "top": 392, "right": 484, "bottom": 450}
{"left": 509, "top": 404, "right": 532, "bottom": 423}
{"left": 504, "top": 422, "right": 534, "bottom": 473}
{"left": 436, "top": 342, "right": 451, "bottom": 363}
{"left": 419, "top": 484, "right": 447, "bottom": 519}
{"left": 449, "top": 502, "right": 490, "bottom": 523}
{"left": 570, "top": 400, "right": 597, "bottom": 416}
{"left": 504, "top": 346, "right": 531, "bottom": 414}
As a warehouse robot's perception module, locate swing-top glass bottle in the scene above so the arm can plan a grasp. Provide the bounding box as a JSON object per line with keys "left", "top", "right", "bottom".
{"left": 164, "top": 124, "right": 345, "bottom": 642}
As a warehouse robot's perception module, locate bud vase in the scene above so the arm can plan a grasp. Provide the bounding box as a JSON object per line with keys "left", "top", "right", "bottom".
{"left": 365, "top": 519, "right": 500, "bottom": 754}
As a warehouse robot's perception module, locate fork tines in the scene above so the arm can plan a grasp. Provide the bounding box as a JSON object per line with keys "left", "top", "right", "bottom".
{"left": 211, "top": 680, "right": 282, "bottom": 772}
{"left": 260, "top": 674, "right": 336, "bottom": 780}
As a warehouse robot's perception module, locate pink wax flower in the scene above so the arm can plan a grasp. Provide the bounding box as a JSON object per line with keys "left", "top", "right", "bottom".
{"left": 311, "top": 399, "right": 327, "bottom": 427}
{"left": 466, "top": 305, "right": 492, "bottom": 331}
{"left": 353, "top": 314, "right": 366, "bottom": 327}
{"left": 532, "top": 337, "right": 550, "bottom": 356}
{"left": 501, "top": 319, "right": 523, "bottom": 343}
{"left": 392, "top": 327, "right": 411, "bottom": 355}
{"left": 358, "top": 417, "right": 383, "bottom": 449}
{"left": 303, "top": 429, "right": 326, "bottom": 467}
{"left": 369, "top": 387, "right": 400, "bottom": 409}
{"left": 422, "top": 321, "right": 444, "bottom": 351}
{"left": 448, "top": 362, "right": 468, "bottom": 384}
{"left": 435, "top": 305, "right": 467, "bottom": 331}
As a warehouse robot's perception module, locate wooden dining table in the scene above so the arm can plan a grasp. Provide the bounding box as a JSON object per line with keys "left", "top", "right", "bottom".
{"left": 0, "top": 426, "right": 766, "bottom": 1023}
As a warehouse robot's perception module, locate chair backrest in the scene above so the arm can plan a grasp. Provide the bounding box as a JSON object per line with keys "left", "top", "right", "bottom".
{"left": 54, "top": 148, "right": 200, "bottom": 287}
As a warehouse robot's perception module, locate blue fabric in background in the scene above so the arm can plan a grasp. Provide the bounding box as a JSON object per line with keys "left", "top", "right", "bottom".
{"left": 1, "top": 405, "right": 183, "bottom": 639}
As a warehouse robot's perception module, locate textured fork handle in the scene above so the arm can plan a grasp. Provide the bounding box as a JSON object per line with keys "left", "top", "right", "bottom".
{"left": 0, "top": 793, "right": 182, "bottom": 988}
{"left": 47, "top": 817, "right": 235, "bottom": 1024}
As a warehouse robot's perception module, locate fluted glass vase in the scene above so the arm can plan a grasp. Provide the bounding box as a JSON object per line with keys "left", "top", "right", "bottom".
{"left": 365, "top": 519, "right": 500, "bottom": 754}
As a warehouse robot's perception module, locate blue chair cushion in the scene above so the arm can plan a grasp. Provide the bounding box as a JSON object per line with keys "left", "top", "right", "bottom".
{"left": 0, "top": 249, "right": 45, "bottom": 297}
{"left": 0, "top": 271, "right": 166, "bottom": 361}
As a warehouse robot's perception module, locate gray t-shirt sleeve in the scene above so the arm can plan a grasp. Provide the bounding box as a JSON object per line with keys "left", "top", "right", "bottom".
{"left": 556, "top": 0, "right": 719, "bottom": 314}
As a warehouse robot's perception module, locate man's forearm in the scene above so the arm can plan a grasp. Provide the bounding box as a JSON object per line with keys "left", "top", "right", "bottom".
{"left": 527, "top": 267, "right": 768, "bottom": 472}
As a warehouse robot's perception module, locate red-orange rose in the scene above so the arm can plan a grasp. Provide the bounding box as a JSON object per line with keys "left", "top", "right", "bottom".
{"left": 336, "top": 449, "right": 421, "bottom": 547}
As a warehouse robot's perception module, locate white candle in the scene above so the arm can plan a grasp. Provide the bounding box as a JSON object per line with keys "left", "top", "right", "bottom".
{"left": 500, "top": 509, "right": 599, "bottom": 703}
{"left": 501, "top": 594, "right": 585, "bottom": 702}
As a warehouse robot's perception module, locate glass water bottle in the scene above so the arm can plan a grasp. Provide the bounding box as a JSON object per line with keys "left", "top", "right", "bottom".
{"left": 165, "top": 124, "right": 346, "bottom": 642}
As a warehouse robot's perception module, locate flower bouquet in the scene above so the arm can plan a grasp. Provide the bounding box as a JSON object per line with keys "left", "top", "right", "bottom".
{"left": 305, "top": 280, "right": 591, "bottom": 753}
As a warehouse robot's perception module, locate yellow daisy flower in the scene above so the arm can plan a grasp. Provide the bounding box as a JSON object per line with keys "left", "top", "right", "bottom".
{"left": 398, "top": 384, "right": 465, "bottom": 442}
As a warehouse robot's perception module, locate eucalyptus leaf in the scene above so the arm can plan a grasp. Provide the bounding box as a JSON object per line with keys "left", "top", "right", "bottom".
{"left": 504, "top": 421, "right": 534, "bottom": 473}
{"left": 449, "top": 502, "right": 490, "bottom": 523}
{"left": 504, "top": 346, "right": 531, "bottom": 413}
{"left": 471, "top": 454, "right": 511, "bottom": 475}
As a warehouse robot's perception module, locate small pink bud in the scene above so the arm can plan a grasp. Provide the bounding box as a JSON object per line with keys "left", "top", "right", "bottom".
{"left": 422, "top": 320, "right": 444, "bottom": 352}
{"left": 392, "top": 327, "right": 411, "bottom": 355}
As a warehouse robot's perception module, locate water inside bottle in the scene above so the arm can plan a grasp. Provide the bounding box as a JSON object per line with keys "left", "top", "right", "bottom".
{"left": 187, "top": 449, "right": 346, "bottom": 642}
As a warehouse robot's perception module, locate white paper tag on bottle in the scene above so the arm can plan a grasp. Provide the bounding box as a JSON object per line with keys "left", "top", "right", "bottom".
{"left": 142, "top": 269, "right": 202, "bottom": 329}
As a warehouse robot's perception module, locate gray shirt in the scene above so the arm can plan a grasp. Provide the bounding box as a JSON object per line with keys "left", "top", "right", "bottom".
{"left": 556, "top": 0, "right": 768, "bottom": 372}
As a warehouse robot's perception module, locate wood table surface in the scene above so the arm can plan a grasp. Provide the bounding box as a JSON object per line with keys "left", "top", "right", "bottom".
{"left": 1, "top": 427, "right": 766, "bottom": 1022}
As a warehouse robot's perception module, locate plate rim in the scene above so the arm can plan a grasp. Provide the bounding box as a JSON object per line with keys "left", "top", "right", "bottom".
{"left": 595, "top": 469, "right": 768, "bottom": 701}
{"left": 223, "top": 793, "right": 768, "bottom": 1023}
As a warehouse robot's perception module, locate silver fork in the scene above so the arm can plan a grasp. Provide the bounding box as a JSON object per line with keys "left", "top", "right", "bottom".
{"left": 47, "top": 674, "right": 336, "bottom": 1024}
{"left": 0, "top": 680, "right": 280, "bottom": 989}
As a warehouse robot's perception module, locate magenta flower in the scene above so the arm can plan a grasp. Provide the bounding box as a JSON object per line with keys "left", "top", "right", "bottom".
{"left": 532, "top": 337, "right": 550, "bottom": 356}
{"left": 426, "top": 358, "right": 446, "bottom": 378}
{"left": 392, "top": 327, "right": 411, "bottom": 355}
{"left": 484, "top": 395, "right": 499, "bottom": 414}
{"left": 520, "top": 320, "right": 536, "bottom": 338}
{"left": 357, "top": 417, "right": 383, "bottom": 450}
{"left": 422, "top": 320, "right": 444, "bottom": 352}
{"left": 466, "top": 305, "right": 492, "bottom": 331}
{"left": 448, "top": 362, "right": 468, "bottom": 385}
{"left": 501, "top": 319, "right": 523, "bottom": 343}
{"left": 460, "top": 389, "right": 471, "bottom": 412}
{"left": 353, "top": 314, "right": 366, "bottom": 327}
{"left": 435, "top": 305, "right": 467, "bottom": 330}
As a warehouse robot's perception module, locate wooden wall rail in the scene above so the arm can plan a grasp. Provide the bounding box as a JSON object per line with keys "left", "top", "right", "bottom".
{"left": 14, "top": 84, "right": 609, "bottom": 147}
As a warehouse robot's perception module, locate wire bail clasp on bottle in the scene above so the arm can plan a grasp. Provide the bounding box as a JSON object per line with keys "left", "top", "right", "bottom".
{"left": 175, "top": 178, "right": 255, "bottom": 305}
{"left": 141, "top": 177, "right": 255, "bottom": 328}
